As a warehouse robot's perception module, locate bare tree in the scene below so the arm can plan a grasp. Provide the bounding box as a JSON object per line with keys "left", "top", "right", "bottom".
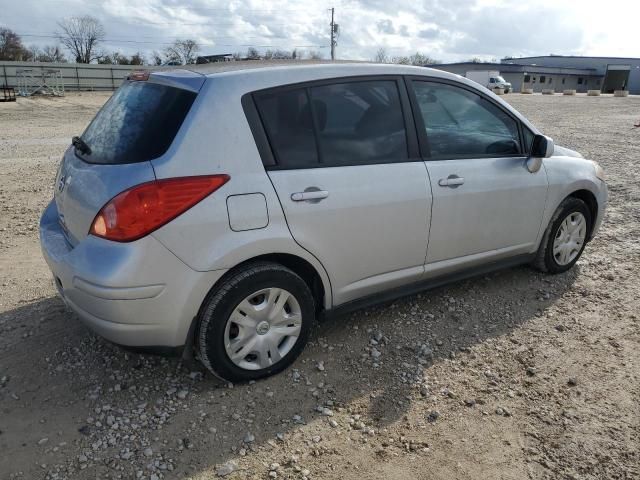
{"left": 308, "top": 50, "right": 323, "bottom": 60}
{"left": 129, "top": 52, "right": 144, "bottom": 65}
{"left": 407, "top": 52, "right": 439, "bottom": 65}
{"left": 246, "top": 47, "right": 260, "bottom": 60}
{"left": 98, "top": 51, "right": 145, "bottom": 65}
{"left": 373, "top": 47, "right": 389, "bottom": 63}
{"left": 262, "top": 49, "right": 274, "bottom": 60}
{"left": 151, "top": 51, "right": 163, "bottom": 66}
{"left": 392, "top": 55, "right": 410, "bottom": 65}
{"left": 389, "top": 51, "right": 439, "bottom": 66}
{"left": 163, "top": 39, "right": 199, "bottom": 65}
{"left": 39, "top": 45, "right": 67, "bottom": 63}
{"left": 57, "top": 16, "right": 105, "bottom": 63}
{"left": 0, "top": 28, "right": 30, "bottom": 61}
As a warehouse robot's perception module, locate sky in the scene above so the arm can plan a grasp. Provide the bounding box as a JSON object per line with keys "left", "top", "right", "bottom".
{"left": 1, "top": 0, "right": 639, "bottom": 63}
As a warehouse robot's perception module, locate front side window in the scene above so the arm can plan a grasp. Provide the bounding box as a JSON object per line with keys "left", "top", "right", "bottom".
{"left": 412, "top": 81, "right": 521, "bottom": 158}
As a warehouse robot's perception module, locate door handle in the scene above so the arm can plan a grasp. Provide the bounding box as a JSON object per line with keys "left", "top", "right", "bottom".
{"left": 291, "top": 190, "right": 329, "bottom": 202}
{"left": 438, "top": 175, "right": 465, "bottom": 188}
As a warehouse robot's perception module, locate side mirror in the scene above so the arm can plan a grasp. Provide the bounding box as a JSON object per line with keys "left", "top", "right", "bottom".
{"left": 531, "top": 134, "right": 554, "bottom": 158}
{"left": 527, "top": 134, "right": 554, "bottom": 173}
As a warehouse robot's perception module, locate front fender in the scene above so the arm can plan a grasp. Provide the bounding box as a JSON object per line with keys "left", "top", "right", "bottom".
{"left": 539, "top": 156, "right": 607, "bottom": 246}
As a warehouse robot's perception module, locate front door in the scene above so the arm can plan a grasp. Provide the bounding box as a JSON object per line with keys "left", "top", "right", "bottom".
{"left": 254, "top": 78, "right": 432, "bottom": 305}
{"left": 409, "top": 79, "right": 548, "bottom": 275}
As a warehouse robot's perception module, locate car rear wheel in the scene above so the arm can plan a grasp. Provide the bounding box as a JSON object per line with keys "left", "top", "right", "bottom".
{"left": 533, "top": 197, "right": 591, "bottom": 273}
{"left": 197, "top": 262, "right": 315, "bottom": 382}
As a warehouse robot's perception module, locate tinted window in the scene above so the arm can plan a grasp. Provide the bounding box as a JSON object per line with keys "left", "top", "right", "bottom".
{"left": 78, "top": 81, "right": 196, "bottom": 164}
{"left": 254, "top": 88, "right": 318, "bottom": 168}
{"left": 522, "top": 127, "right": 535, "bottom": 154}
{"left": 412, "top": 81, "right": 521, "bottom": 158}
{"left": 310, "top": 81, "right": 408, "bottom": 166}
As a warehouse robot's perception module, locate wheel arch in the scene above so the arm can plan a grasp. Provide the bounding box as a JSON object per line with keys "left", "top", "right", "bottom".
{"left": 566, "top": 189, "right": 598, "bottom": 240}
{"left": 199, "top": 253, "right": 329, "bottom": 317}
{"left": 183, "top": 252, "right": 330, "bottom": 360}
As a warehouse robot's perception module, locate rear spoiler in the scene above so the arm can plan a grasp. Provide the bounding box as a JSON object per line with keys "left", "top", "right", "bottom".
{"left": 127, "top": 69, "right": 205, "bottom": 93}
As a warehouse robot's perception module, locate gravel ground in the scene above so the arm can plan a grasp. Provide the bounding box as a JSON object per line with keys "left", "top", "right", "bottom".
{"left": 0, "top": 92, "right": 638, "bottom": 480}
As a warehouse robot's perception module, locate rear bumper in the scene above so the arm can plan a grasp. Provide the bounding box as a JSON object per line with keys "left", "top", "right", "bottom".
{"left": 40, "top": 200, "right": 227, "bottom": 348}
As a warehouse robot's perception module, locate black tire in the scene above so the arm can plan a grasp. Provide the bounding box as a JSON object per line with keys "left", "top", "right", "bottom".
{"left": 532, "top": 197, "right": 592, "bottom": 274}
{"left": 196, "top": 261, "right": 315, "bottom": 382}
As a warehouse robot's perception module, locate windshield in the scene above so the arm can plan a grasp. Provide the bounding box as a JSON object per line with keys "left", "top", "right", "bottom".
{"left": 493, "top": 76, "right": 507, "bottom": 83}
{"left": 76, "top": 81, "right": 196, "bottom": 165}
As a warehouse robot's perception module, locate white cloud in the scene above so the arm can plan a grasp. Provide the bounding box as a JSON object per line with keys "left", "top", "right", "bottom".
{"left": 1, "top": 0, "right": 639, "bottom": 62}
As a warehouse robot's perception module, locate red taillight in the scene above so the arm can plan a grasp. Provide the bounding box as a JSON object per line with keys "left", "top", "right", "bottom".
{"left": 90, "top": 175, "right": 229, "bottom": 242}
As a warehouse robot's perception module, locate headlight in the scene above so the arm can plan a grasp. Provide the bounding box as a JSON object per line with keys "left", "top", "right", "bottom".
{"left": 592, "top": 161, "right": 606, "bottom": 182}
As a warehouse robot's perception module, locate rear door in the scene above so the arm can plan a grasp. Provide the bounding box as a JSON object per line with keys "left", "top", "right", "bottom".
{"left": 254, "top": 77, "right": 432, "bottom": 305}
{"left": 408, "top": 79, "right": 547, "bottom": 274}
{"left": 54, "top": 75, "right": 200, "bottom": 245}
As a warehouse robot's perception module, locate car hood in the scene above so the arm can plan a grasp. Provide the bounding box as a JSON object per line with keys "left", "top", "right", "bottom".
{"left": 553, "top": 145, "right": 583, "bottom": 158}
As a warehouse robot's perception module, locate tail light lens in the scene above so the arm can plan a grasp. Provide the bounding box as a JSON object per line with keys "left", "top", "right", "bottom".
{"left": 90, "top": 175, "right": 229, "bottom": 242}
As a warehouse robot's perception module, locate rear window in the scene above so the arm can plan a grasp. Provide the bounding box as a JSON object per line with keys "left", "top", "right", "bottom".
{"left": 76, "top": 81, "right": 196, "bottom": 164}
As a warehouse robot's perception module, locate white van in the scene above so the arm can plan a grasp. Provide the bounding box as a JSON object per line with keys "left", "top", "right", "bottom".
{"left": 466, "top": 70, "right": 512, "bottom": 93}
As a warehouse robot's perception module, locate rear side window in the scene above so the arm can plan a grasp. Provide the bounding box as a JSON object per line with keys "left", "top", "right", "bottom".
{"left": 77, "top": 81, "right": 196, "bottom": 164}
{"left": 254, "top": 79, "right": 408, "bottom": 168}
{"left": 254, "top": 88, "right": 319, "bottom": 168}
{"left": 310, "top": 81, "right": 408, "bottom": 166}
{"left": 412, "top": 81, "right": 521, "bottom": 158}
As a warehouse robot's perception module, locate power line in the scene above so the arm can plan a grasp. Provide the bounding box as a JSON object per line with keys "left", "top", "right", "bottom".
{"left": 40, "top": 0, "right": 326, "bottom": 14}
{"left": 16, "top": 33, "right": 328, "bottom": 49}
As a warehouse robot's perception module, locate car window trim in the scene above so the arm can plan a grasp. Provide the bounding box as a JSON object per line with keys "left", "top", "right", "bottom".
{"left": 241, "top": 93, "right": 276, "bottom": 167}
{"left": 245, "top": 75, "right": 421, "bottom": 170}
{"left": 405, "top": 76, "right": 529, "bottom": 161}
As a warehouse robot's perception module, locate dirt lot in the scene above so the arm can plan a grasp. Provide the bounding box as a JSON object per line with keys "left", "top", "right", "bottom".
{"left": 0, "top": 92, "right": 638, "bottom": 480}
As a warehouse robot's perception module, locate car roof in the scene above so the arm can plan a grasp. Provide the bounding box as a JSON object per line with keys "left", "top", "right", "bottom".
{"left": 181, "top": 60, "right": 458, "bottom": 82}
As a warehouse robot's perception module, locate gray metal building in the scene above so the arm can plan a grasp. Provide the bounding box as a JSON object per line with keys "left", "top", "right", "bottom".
{"left": 504, "top": 56, "right": 640, "bottom": 94}
{"left": 429, "top": 55, "right": 640, "bottom": 94}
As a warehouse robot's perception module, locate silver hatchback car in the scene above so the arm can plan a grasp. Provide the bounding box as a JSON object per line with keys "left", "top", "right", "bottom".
{"left": 40, "top": 63, "right": 607, "bottom": 381}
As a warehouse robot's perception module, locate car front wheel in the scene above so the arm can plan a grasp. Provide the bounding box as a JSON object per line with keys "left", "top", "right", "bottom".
{"left": 197, "top": 262, "right": 315, "bottom": 382}
{"left": 533, "top": 197, "right": 591, "bottom": 273}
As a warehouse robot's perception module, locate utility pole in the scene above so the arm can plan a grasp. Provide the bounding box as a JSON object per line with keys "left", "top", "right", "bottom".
{"left": 330, "top": 7, "right": 337, "bottom": 60}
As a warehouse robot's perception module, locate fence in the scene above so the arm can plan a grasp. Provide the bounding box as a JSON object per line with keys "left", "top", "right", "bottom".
{"left": 0, "top": 61, "right": 157, "bottom": 92}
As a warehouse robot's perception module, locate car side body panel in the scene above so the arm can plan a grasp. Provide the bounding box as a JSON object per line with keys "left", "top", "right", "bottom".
{"left": 150, "top": 79, "right": 333, "bottom": 308}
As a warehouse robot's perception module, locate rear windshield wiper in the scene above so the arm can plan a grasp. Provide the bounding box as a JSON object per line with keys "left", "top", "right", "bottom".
{"left": 72, "top": 136, "right": 92, "bottom": 155}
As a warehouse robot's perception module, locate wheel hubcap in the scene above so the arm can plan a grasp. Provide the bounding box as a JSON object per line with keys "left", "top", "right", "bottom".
{"left": 553, "top": 212, "right": 587, "bottom": 266}
{"left": 224, "top": 288, "right": 302, "bottom": 371}
{"left": 256, "top": 321, "right": 270, "bottom": 335}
